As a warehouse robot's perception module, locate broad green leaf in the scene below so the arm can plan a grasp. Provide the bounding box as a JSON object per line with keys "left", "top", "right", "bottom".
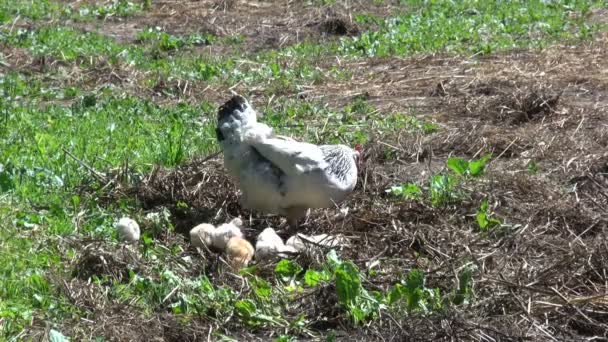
{"left": 387, "top": 283, "right": 404, "bottom": 305}
{"left": 275, "top": 259, "right": 302, "bottom": 280}
{"left": 405, "top": 269, "right": 424, "bottom": 311}
{"left": 349, "top": 305, "right": 366, "bottom": 325}
{"left": 386, "top": 183, "right": 422, "bottom": 199}
{"left": 304, "top": 269, "right": 329, "bottom": 287}
{"left": 234, "top": 299, "right": 256, "bottom": 318}
{"left": 476, "top": 199, "right": 501, "bottom": 231}
{"left": 476, "top": 210, "right": 489, "bottom": 230}
{"left": 405, "top": 269, "right": 424, "bottom": 292}
{"left": 251, "top": 277, "right": 272, "bottom": 299}
{"left": 335, "top": 262, "right": 361, "bottom": 306}
{"left": 468, "top": 154, "right": 491, "bottom": 177}
{"left": 447, "top": 157, "right": 468, "bottom": 176}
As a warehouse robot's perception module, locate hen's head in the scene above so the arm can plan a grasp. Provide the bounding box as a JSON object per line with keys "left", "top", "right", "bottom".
{"left": 216, "top": 95, "right": 258, "bottom": 143}
{"left": 354, "top": 144, "right": 365, "bottom": 169}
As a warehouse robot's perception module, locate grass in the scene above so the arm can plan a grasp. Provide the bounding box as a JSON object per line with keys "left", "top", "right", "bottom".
{"left": 1, "top": 0, "right": 607, "bottom": 339}
{"left": 0, "top": 0, "right": 148, "bottom": 23}
{"left": 343, "top": 0, "right": 604, "bottom": 56}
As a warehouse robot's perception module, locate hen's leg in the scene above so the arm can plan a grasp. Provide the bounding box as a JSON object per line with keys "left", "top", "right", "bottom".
{"left": 283, "top": 206, "right": 307, "bottom": 236}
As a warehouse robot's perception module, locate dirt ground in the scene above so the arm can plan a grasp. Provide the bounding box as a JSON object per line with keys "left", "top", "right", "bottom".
{"left": 26, "top": 1, "right": 608, "bottom": 341}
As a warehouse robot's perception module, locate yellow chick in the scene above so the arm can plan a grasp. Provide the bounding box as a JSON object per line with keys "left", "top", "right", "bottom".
{"left": 225, "top": 236, "right": 255, "bottom": 269}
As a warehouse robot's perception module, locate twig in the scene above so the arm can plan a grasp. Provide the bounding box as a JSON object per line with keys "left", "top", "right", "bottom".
{"left": 62, "top": 147, "right": 107, "bottom": 183}
{"left": 495, "top": 137, "right": 518, "bottom": 161}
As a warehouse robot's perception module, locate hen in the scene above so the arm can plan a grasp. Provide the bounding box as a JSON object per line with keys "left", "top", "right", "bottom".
{"left": 216, "top": 95, "right": 360, "bottom": 232}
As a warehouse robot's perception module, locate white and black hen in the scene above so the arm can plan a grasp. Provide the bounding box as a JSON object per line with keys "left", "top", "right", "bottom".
{"left": 216, "top": 95, "right": 360, "bottom": 232}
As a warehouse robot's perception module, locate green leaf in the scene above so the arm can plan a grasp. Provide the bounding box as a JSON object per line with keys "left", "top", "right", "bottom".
{"left": 0, "top": 170, "right": 14, "bottom": 192}
{"left": 251, "top": 277, "right": 272, "bottom": 299}
{"left": 405, "top": 269, "right": 424, "bottom": 310}
{"left": 334, "top": 262, "right": 361, "bottom": 306}
{"left": 468, "top": 154, "right": 491, "bottom": 177}
{"left": 405, "top": 269, "right": 424, "bottom": 292}
{"left": 429, "top": 174, "right": 457, "bottom": 207}
{"left": 275, "top": 336, "right": 295, "bottom": 342}
{"left": 304, "top": 269, "right": 330, "bottom": 287}
{"left": 274, "top": 259, "right": 302, "bottom": 281}
{"left": 476, "top": 199, "right": 501, "bottom": 231}
{"left": 386, "top": 182, "right": 422, "bottom": 199}
{"left": 453, "top": 267, "right": 474, "bottom": 305}
{"left": 234, "top": 299, "right": 256, "bottom": 318}
{"left": 447, "top": 157, "right": 468, "bottom": 176}
{"left": 476, "top": 210, "right": 489, "bottom": 230}
{"left": 387, "top": 283, "right": 404, "bottom": 305}
{"left": 527, "top": 160, "right": 538, "bottom": 174}
{"left": 348, "top": 305, "right": 366, "bottom": 325}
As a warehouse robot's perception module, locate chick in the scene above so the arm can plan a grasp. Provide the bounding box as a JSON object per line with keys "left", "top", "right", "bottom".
{"left": 255, "top": 227, "right": 297, "bottom": 261}
{"left": 212, "top": 218, "right": 244, "bottom": 250}
{"left": 115, "top": 217, "right": 140, "bottom": 243}
{"left": 225, "top": 236, "right": 255, "bottom": 269}
{"left": 189, "top": 223, "right": 216, "bottom": 249}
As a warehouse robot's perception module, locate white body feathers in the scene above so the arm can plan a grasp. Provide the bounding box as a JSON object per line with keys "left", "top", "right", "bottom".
{"left": 216, "top": 95, "right": 359, "bottom": 223}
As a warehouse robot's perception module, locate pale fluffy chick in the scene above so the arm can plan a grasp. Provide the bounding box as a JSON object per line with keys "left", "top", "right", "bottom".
{"left": 286, "top": 233, "right": 345, "bottom": 252}
{"left": 255, "top": 228, "right": 297, "bottom": 261}
{"left": 189, "top": 223, "right": 216, "bottom": 249}
{"left": 115, "top": 217, "right": 140, "bottom": 243}
{"left": 212, "top": 219, "right": 244, "bottom": 250}
{"left": 225, "top": 236, "right": 255, "bottom": 269}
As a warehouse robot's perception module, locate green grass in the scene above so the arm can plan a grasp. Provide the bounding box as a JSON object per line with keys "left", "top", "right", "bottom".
{"left": 0, "top": 0, "right": 149, "bottom": 23}
{"left": 2, "top": 25, "right": 229, "bottom": 81}
{"left": 281, "top": 0, "right": 604, "bottom": 58}
{"left": 77, "top": 0, "right": 148, "bottom": 19}
{"left": 0, "top": 0, "right": 65, "bottom": 22}
{"left": 0, "top": 71, "right": 218, "bottom": 336}
{"left": 343, "top": 0, "right": 603, "bottom": 56}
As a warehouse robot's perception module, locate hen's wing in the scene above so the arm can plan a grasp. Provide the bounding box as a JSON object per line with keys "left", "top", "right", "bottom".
{"left": 245, "top": 136, "right": 328, "bottom": 175}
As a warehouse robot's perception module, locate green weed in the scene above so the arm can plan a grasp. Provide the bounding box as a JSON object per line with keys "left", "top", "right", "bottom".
{"left": 136, "top": 27, "right": 215, "bottom": 52}
{"left": 342, "top": 0, "right": 604, "bottom": 57}
{"left": 386, "top": 269, "right": 442, "bottom": 314}
{"left": 0, "top": 0, "right": 65, "bottom": 22}
{"left": 78, "top": 0, "right": 146, "bottom": 19}
{"left": 386, "top": 183, "right": 423, "bottom": 200}
{"left": 476, "top": 199, "right": 502, "bottom": 231}
{"left": 446, "top": 154, "right": 492, "bottom": 178}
